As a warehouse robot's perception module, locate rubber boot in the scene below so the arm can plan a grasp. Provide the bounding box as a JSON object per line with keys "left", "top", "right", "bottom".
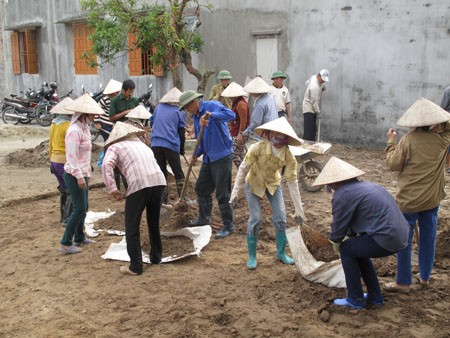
{"left": 275, "top": 230, "right": 294, "bottom": 265}
{"left": 215, "top": 203, "right": 235, "bottom": 239}
{"left": 188, "top": 195, "right": 212, "bottom": 226}
{"left": 247, "top": 235, "right": 257, "bottom": 269}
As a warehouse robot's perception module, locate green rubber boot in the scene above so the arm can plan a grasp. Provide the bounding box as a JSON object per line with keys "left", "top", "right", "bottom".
{"left": 247, "top": 235, "right": 257, "bottom": 270}
{"left": 276, "top": 231, "right": 294, "bottom": 265}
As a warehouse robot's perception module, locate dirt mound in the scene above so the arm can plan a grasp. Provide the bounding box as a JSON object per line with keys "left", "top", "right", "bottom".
{"left": 6, "top": 140, "right": 102, "bottom": 167}
{"left": 0, "top": 124, "right": 49, "bottom": 138}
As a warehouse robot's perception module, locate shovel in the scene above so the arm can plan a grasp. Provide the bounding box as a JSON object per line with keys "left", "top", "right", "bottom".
{"left": 182, "top": 154, "right": 198, "bottom": 180}
{"left": 299, "top": 222, "right": 330, "bottom": 250}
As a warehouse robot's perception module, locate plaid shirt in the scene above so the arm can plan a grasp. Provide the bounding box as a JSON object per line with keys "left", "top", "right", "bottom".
{"left": 102, "top": 139, "right": 166, "bottom": 196}
{"left": 64, "top": 120, "right": 92, "bottom": 179}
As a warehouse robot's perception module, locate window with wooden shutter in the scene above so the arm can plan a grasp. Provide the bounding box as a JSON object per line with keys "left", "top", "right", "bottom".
{"left": 73, "top": 23, "right": 97, "bottom": 75}
{"left": 10, "top": 32, "right": 21, "bottom": 74}
{"left": 127, "top": 34, "right": 165, "bottom": 77}
{"left": 25, "top": 30, "right": 38, "bottom": 74}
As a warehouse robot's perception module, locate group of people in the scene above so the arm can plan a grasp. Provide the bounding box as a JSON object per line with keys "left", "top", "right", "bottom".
{"left": 49, "top": 72, "right": 450, "bottom": 311}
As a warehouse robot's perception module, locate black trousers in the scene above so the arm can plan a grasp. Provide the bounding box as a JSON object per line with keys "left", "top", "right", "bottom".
{"left": 303, "top": 112, "right": 317, "bottom": 141}
{"left": 195, "top": 154, "right": 232, "bottom": 205}
{"left": 152, "top": 146, "right": 185, "bottom": 181}
{"left": 125, "top": 186, "right": 164, "bottom": 274}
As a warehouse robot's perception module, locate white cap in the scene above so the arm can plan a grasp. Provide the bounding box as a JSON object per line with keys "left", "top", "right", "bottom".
{"left": 319, "top": 69, "right": 330, "bottom": 82}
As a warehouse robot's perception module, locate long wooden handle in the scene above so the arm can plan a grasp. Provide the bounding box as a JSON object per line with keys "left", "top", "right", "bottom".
{"left": 183, "top": 154, "right": 198, "bottom": 180}
{"left": 178, "top": 114, "right": 209, "bottom": 201}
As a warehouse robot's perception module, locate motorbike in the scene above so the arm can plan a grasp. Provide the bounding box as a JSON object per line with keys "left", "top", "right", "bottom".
{"left": 81, "top": 84, "right": 104, "bottom": 142}
{"left": 138, "top": 83, "right": 154, "bottom": 114}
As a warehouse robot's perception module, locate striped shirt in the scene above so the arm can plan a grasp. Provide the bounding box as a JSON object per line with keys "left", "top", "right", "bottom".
{"left": 102, "top": 139, "right": 166, "bottom": 196}
{"left": 94, "top": 95, "right": 114, "bottom": 132}
{"left": 64, "top": 120, "right": 92, "bottom": 179}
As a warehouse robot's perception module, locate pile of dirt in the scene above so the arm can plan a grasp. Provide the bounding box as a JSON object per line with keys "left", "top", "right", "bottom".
{"left": 6, "top": 140, "right": 102, "bottom": 167}
{"left": 0, "top": 124, "right": 49, "bottom": 138}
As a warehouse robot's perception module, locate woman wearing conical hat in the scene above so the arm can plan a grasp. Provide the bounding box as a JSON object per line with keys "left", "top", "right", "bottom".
{"left": 312, "top": 157, "right": 409, "bottom": 309}
{"left": 384, "top": 98, "right": 450, "bottom": 293}
{"left": 58, "top": 94, "right": 106, "bottom": 254}
{"left": 230, "top": 117, "right": 306, "bottom": 270}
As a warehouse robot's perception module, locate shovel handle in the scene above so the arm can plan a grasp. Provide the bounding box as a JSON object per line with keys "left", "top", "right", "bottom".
{"left": 183, "top": 154, "right": 198, "bottom": 180}
{"left": 178, "top": 113, "right": 210, "bottom": 201}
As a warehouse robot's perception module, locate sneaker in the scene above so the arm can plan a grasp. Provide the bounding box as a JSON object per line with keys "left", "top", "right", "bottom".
{"left": 74, "top": 238, "right": 96, "bottom": 246}
{"left": 58, "top": 245, "right": 82, "bottom": 254}
{"left": 119, "top": 266, "right": 139, "bottom": 276}
{"left": 383, "top": 282, "right": 410, "bottom": 293}
{"left": 333, "top": 298, "right": 365, "bottom": 310}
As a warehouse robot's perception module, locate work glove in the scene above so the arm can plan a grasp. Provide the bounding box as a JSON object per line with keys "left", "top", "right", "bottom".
{"left": 229, "top": 161, "right": 250, "bottom": 209}
{"left": 287, "top": 180, "right": 307, "bottom": 223}
{"left": 329, "top": 240, "right": 341, "bottom": 257}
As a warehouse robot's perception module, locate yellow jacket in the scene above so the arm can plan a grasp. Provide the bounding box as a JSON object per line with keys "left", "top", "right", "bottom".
{"left": 49, "top": 121, "right": 70, "bottom": 163}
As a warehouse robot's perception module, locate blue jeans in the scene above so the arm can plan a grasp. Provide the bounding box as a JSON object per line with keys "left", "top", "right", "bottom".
{"left": 396, "top": 206, "right": 439, "bottom": 285}
{"left": 245, "top": 183, "right": 286, "bottom": 236}
{"left": 60, "top": 173, "right": 88, "bottom": 246}
{"left": 340, "top": 235, "right": 393, "bottom": 307}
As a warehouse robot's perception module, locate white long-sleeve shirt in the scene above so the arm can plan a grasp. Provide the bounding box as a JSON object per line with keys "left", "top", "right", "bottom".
{"left": 302, "top": 75, "right": 323, "bottom": 114}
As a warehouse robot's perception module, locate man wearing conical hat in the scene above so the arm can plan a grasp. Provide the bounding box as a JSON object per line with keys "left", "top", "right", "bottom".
{"left": 384, "top": 98, "right": 450, "bottom": 293}
{"left": 302, "top": 69, "right": 330, "bottom": 141}
{"left": 221, "top": 82, "right": 250, "bottom": 168}
{"left": 94, "top": 79, "right": 122, "bottom": 142}
{"left": 208, "top": 70, "right": 232, "bottom": 109}
{"left": 102, "top": 122, "right": 166, "bottom": 275}
{"left": 49, "top": 97, "right": 74, "bottom": 225}
{"left": 150, "top": 87, "right": 186, "bottom": 203}
{"left": 178, "top": 89, "right": 236, "bottom": 239}
{"left": 241, "top": 76, "right": 278, "bottom": 145}
{"left": 230, "top": 117, "right": 306, "bottom": 270}
{"left": 313, "top": 157, "right": 409, "bottom": 309}
{"left": 269, "top": 71, "right": 292, "bottom": 122}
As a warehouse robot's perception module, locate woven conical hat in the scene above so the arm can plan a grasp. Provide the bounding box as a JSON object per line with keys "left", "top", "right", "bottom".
{"left": 243, "top": 76, "right": 271, "bottom": 94}
{"left": 255, "top": 117, "right": 303, "bottom": 146}
{"left": 104, "top": 121, "right": 145, "bottom": 148}
{"left": 313, "top": 156, "right": 365, "bottom": 186}
{"left": 50, "top": 97, "right": 74, "bottom": 115}
{"left": 103, "top": 79, "right": 122, "bottom": 95}
{"left": 64, "top": 93, "right": 105, "bottom": 115}
{"left": 397, "top": 97, "right": 450, "bottom": 127}
{"left": 221, "top": 82, "right": 248, "bottom": 98}
{"left": 159, "top": 87, "right": 183, "bottom": 104}
{"left": 126, "top": 105, "right": 151, "bottom": 119}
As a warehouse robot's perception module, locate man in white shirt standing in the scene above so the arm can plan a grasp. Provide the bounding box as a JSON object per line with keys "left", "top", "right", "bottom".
{"left": 269, "top": 71, "right": 291, "bottom": 122}
{"left": 302, "top": 69, "right": 329, "bottom": 141}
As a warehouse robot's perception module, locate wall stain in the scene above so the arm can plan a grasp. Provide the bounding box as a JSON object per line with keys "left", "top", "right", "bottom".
{"left": 341, "top": 6, "right": 352, "bottom": 11}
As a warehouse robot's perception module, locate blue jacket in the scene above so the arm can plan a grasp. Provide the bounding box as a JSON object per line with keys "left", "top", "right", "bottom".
{"left": 150, "top": 103, "right": 186, "bottom": 152}
{"left": 193, "top": 100, "right": 235, "bottom": 163}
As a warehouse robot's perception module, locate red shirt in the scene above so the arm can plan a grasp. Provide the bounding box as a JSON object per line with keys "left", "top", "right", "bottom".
{"left": 230, "top": 97, "right": 250, "bottom": 137}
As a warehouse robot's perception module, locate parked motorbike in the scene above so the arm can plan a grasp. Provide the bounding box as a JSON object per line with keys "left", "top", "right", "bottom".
{"left": 81, "top": 84, "right": 104, "bottom": 142}
{"left": 138, "top": 84, "right": 154, "bottom": 114}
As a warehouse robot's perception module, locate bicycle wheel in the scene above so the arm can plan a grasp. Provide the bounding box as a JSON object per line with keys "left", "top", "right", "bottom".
{"left": 298, "top": 160, "right": 323, "bottom": 192}
{"left": 2, "top": 107, "right": 21, "bottom": 125}
{"left": 36, "top": 107, "right": 53, "bottom": 126}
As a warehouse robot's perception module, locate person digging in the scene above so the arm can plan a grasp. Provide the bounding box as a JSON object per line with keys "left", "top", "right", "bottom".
{"left": 179, "top": 90, "right": 236, "bottom": 239}
{"left": 230, "top": 117, "right": 306, "bottom": 269}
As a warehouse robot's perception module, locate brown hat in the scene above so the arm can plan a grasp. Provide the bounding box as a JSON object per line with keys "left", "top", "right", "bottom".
{"left": 64, "top": 93, "right": 106, "bottom": 115}
{"left": 104, "top": 121, "right": 145, "bottom": 148}
{"left": 313, "top": 156, "right": 365, "bottom": 186}
{"left": 126, "top": 105, "right": 151, "bottom": 120}
{"left": 50, "top": 97, "right": 74, "bottom": 115}
{"left": 255, "top": 117, "right": 303, "bottom": 146}
{"left": 397, "top": 97, "right": 450, "bottom": 127}
{"left": 159, "top": 87, "right": 183, "bottom": 104}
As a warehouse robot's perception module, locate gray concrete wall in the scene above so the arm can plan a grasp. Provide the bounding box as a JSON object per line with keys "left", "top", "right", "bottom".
{"left": 0, "top": 1, "right": 6, "bottom": 97}
{"left": 198, "top": 0, "right": 450, "bottom": 147}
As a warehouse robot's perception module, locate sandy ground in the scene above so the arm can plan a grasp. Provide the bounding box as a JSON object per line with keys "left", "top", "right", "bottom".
{"left": 0, "top": 124, "right": 449, "bottom": 338}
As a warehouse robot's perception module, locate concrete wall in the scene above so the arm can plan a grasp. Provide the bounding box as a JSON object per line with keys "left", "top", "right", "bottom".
{"left": 0, "top": 0, "right": 169, "bottom": 103}
{"left": 198, "top": 0, "right": 450, "bottom": 147}
{"left": 0, "top": 1, "right": 6, "bottom": 97}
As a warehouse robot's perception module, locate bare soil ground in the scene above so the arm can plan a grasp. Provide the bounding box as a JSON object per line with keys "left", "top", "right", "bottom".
{"left": 0, "top": 124, "right": 449, "bottom": 338}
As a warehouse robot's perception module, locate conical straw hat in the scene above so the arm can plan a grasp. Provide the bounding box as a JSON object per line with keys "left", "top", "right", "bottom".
{"left": 397, "top": 97, "right": 450, "bottom": 127}
{"left": 159, "top": 87, "right": 183, "bottom": 104}
{"left": 50, "top": 97, "right": 74, "bottom": 115}
{"left": 243, "top": 76, "right": 271, "bottom": 94}
{"left": 313, "top": 156, "right": 365, "bottom": 186}
{"left": 104, "top": 121, "right": 146, "bottom": 148}
{"left": 103, "top": 79, "right": 122, "bottom": 95}
{"left": 64, "top": 93, "right": 106, "bottom": 115}
{"left": 255, "top": 117, "right": 304, "bottom": 146}
{"left": 221, "top": 82, "right": 248, "bottom": 98}
{"left": 126, "top": 105, "right": 151, "bottom": 120}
